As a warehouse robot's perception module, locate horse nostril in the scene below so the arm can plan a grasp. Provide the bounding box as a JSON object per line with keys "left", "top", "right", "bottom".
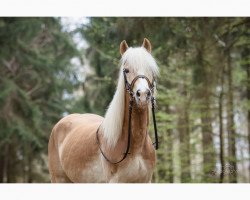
{"left": 147, "top": 89, "right": 151, "bottom": 98}
{"left": 136, "top": 90, "right": 141, "bottom": 97}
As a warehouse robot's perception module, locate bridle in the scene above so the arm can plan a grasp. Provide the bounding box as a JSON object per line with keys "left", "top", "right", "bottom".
{"left": 96, "top": 68, "right": 159, "bottom": 164}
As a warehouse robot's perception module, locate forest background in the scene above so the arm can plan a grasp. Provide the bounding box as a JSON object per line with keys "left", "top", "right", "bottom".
{"left": 0, "top": 17, "right": 249, "bottom": 183}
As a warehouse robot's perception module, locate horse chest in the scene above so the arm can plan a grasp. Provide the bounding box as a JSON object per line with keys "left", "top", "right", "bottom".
{"left": 113, "top": 155, "right": 151, "bottom": 183}
{"left": 79, "top": 157, "right": 106, "bottom": 183}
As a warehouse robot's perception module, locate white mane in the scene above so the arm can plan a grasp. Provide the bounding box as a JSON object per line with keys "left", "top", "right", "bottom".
{"left": 102, "top": 47, "right": 159, "bottom": 148}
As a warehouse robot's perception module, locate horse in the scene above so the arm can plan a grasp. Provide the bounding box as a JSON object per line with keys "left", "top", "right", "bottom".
{"left": 48, "top": 38, "right": 159, "bottom": 183}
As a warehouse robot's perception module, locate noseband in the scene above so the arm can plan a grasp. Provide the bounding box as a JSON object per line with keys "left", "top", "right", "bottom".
{"left": 96, "top": 68, "right": 159, "bottom": 164}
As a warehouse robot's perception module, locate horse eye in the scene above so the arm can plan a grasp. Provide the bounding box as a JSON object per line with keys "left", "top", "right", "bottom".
{"left": 124, "top": 68, "right": 129, "bottom": 73}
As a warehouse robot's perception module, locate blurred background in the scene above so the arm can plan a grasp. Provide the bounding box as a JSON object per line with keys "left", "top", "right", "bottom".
{"left": 0, "top": 17, "right": 249, "bottom": 183}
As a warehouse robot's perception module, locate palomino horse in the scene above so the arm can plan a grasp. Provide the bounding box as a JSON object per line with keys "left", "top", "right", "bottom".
{"left": 48, "top": 38, "right": 159, "bottom": 183}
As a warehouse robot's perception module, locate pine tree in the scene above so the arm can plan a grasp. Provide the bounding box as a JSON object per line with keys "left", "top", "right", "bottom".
{"left": 0, "top": 17, "right": 79, "bottom": 182}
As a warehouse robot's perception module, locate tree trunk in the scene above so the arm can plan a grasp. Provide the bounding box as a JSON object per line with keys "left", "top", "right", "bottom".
{"left": 27, "top": 155, "right": 32, "bottom": 183}
{"left": 242, "top": 46, "right": 250, "bottom": 181}
{"left": 196, "top": 45, "right": 216, "bottom": 183}
{"left": 7, "top": 143, "right": 17, "bottom": 183}
{"left": 178, "top": 103, "right": 191, "bottom": 182}
{"left": 219, "top": 65, "right": 225, "bottom": 183}
{"left": 0, "top": 153, "right": 4, "bottom": 182}
{"left": 165, "top": 105, "right": 174, "bottom": 183}
{"left": 166, "top": 129, "right": 174, "bottom": 183}
{"left": 247, "top": 59, "right": 250, "bottom": 182}
{"left": 226, "top": 47, "right": 237, "bottom": 183}
{"left": 3, "top": 144, "right": 9, "bottom": 183}
{"left": 200, "top": 97, "right": 216, "bottom": 182}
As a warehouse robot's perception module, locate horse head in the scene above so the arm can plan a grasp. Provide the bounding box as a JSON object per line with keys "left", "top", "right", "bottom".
{"left": 119, "top": 38, "right": 158, "bottom": 108}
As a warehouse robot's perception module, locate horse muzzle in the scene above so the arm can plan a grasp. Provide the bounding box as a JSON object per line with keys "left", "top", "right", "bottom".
{"left": 134, "top": 88, "right": 151, "bottom": 108}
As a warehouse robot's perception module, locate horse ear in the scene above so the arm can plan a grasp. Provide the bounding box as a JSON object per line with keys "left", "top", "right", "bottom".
{"left": 142, "top": 38, "right": 152, "bottom": 53}
{"left": 120, "top": 40, "right": 129, "bottom": 55}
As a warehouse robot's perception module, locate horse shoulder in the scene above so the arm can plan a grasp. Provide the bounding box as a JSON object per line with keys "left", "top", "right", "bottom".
{"left": 49, "top": 113, "right": 104, "bottom": 182}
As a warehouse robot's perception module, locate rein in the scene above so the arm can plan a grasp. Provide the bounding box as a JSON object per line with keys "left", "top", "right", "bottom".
{"left": 96, "top": 69, "right": 159, "bottom": 164}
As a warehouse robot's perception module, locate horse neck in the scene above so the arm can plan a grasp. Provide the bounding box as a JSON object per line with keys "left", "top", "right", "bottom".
{"left": 122, "top": 92, "right": 149, "bottom": 153}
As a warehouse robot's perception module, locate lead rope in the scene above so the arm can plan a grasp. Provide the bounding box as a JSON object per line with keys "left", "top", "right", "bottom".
{"left": 96, "top": 98, "right": 133, "bottom": 164}
{"left": 151, "top": 96, "right": 159, "bottom": 150}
